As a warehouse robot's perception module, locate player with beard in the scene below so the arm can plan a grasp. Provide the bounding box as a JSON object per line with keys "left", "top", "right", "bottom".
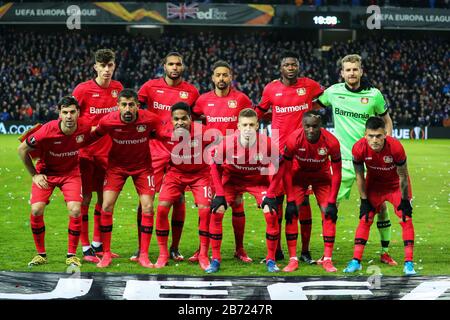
{"left": 19, "top": 96, "right": 95, "bottom": 268}
{"left": 317, "top": 54, "right": 396, "bottom": 266}
{"left": 131, "top": 52, "right": 199, "bottom": 263}
{"left": 72, "top": 49, "right": 123, "bottom": 263}
{"left": 190, "top": 60, "right": 253, "bottom": 264}
{"left": 255, "top": 51, "right": 324, "bottom": 264}
{"left": 92, "top": 89, "right": 161, "bottom": 268}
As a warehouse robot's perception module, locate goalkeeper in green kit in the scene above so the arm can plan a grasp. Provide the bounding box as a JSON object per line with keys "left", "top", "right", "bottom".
{"left": 316, "top": 54, "right": 397, "bottom": 266}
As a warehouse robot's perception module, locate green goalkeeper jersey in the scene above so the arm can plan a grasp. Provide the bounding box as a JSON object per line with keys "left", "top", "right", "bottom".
{"left": 318, "top": 83, "right": 388, "bottom": 160}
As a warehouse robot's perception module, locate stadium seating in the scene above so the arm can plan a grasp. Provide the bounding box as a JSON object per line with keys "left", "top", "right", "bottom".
{"left": 0, "top": 26, "right": 448, "bottom": 126}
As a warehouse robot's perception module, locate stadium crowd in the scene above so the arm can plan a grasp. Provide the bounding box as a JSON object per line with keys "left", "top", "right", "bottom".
{"left": 0, "top": 27, "right": 448, "bottom": 127}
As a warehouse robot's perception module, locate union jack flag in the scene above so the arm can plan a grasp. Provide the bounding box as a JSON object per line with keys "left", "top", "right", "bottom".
{"left": 166, "top": 2, "right": 199, "bottom": 20}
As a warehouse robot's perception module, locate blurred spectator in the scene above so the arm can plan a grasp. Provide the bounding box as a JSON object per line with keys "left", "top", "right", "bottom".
{"left": 1, "top": 108, "right": 11, "bottom": 122}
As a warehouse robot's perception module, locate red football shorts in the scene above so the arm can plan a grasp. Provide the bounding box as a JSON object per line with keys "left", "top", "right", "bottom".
{"left": 159, "top": 169, "right": 212, "bottom": 206}
{"left": 79, "top": 157, "right": 107, "bottom": 194}
{"left": 79, "top": 135, "right": 111, "bottom": 194}
{"left": 223, "top": 175, "right": 269, "bottom": 207}
{"left": 103, "top": 166, "right": 155, "bottom": 195}
{"left": 367, "top": 183, "right": 412, "bottom": 219}
{"left": 292, "top": 182, "right": 331, "bottom": 209}
{"left": 30, "top": 174, "right": 83, "bottom": 204}
{"left": 150, "top": 140, "right": 171, "bottom": 192}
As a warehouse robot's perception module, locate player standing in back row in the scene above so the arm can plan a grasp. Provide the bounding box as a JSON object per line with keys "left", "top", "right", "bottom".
{"left": 255, "top": 51, "right": 324, "bottom": 264}
{"left": 132, "top": 52, "right": 199, "bottom": 262}
{"left": 192, "top": 60, "right": 253, "bottom": 263}
{"left": 72, "top": 49, "right": 123, "bottom": 263}
{"left": 317, "top": 54, "right": 397, "bottom": 266}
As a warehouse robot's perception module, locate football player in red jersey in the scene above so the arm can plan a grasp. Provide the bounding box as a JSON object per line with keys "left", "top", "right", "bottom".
{"left": 18, "top": 96, "right": 96, "bottom": 268}
{"left": 255, "top": 51, "right": 324, "bottom": 264}
{"left": 208, "top": 108, "right": 281, "bottom": 273}
{"left": 265, "top": 111, "right": 342, "bottom": 273}
{"left": 190, "top": 60, "right": 253, "bottom": 264}
{"left": 154, "top": 102, "right": 217, "bottom": 270}
{"left": 344, "top": 117, "right": 416, "bottom": 275}
{"left": 132, "top": 52, "right": 200, "bottom": 262}
{"left": 93, "top": 89, "right": 162, "bottom": 268}
{"left": 72, "top": 49, "right": 123, "bottom": 263}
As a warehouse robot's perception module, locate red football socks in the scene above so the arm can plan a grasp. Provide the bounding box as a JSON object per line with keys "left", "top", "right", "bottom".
{"left": 100, "top": 210, "right": 113, "bottom": 253}
{"left": 285, "top": 214, "right": 299, "bottom": 259}
{"left": 93, "top": 203, "right": 102, "bottom": 243}
{"left": 209, "top": 212, "right": 224, "bottom": 261}
{"left": 80, "top": 205, "right": 90, "bottom": 247}
{"left": 30, "top": 214, "right": 46, "bottom": 254}
{"left": 264, "top": 212, "right": 279, "bottom": 261}
{"left": 156, "top": 205, "right": 170, "bottom": 258}
{"left": 401, "top": 219, "right": 415, "bottom": 262}
{"left": 322, "top": 215, "right": 336, "bottom": 259}
{"left": 353, "top": 216, "right": 373, "bottom": 260}
{"left": 68, "top": 215, "right": 81, "bottom": 255}
{"left": 231, "top": 203, "right": 245, "bottom": 250}
{"left": 140, "top": 213, "right": 154, "bottom": 256}
{"left": 136, "top": 204, "right": 142, "bottom": 248}
{"left": 198, "top": 208, "right": 211, "bottom": 257}
{"left": 171, "top": 200, "right": 186, "bottom": 249}
{"left": 299, "top": 204, "right": 312, "bottom": 253}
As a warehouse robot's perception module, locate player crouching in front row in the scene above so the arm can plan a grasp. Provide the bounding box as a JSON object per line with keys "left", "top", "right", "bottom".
{"left": 344, "top": 116, "right": 416, "bottom": 276}
{"left": 18, "top": 96, "right": 97, "bottom": 268}
{"left": 264, "top": 111, "right": 342, "bottom": 273}
{"left": 209, "top": 108, "right": 281, "bottom": 273}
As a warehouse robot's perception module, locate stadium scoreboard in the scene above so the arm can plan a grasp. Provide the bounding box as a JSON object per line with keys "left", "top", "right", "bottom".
{"left": 297, "top": 11, "right": 351, "bottom": 28}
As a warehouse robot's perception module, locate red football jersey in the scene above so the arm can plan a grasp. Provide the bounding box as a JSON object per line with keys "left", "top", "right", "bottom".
{"left": 138, "top": 78, "right": 199, "bottom": 126}
{"left": 26, "top": 119, "right": 93, "bottom": 176}
{"left": 284, "top": 128, "right": 341, "bottom": 181}
{"left": 158, "top": 123, "right": 216, "bottom": 174}
{"left": 212, "top": 131, "right": 277, "bottom": 185}
{"left": 72, "top": 79, "right": 123, "bottom": 158}
{"left": 138, "top": 78, "right": 199, "bottom": 159}
{"left": 192, "top": 88, "right": 252, "bottom": 136}
{"left": 352, "top": 136, "right": 407, "bottom": 189}
{"left": 257, "top": 78, "right": 323, "bottom": 151}
{"left": 95, "top": 109, "right": 160, "bottom": 170}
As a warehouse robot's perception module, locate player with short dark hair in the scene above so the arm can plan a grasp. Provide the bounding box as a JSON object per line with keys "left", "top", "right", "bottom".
{"left": 18, "top": 96, "right": 96, "bottom": 268}
{"left": 264, "top": 111, "right": 342, "bottom": 273}
{"left": 153, "top": 102, "right": 217, "bottom": 270}
{"left": 343, "top": 117, "right": 416, "bottom": 275}
{"left": 208, "top": 108, "right": 281, "bottom": 273}
{"left": 72, "top": 48, "right": 123, "bottom": 263}
{"left": 255, "top": 51, "right": 324, "bottom": 264}
{"left": 132, "top": 52, "right": 200, "bottom": 263}
{"left": 191, "top": 60, "right": 254, "bottom": 264}
{"left": 317, "top": 54, "right": 397, "bottom": 266}
{"left": 93, "top": 89, "right": 161, "bottom": 268}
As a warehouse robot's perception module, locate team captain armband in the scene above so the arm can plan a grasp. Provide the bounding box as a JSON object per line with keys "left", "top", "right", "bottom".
{"left": 18, "top": 123, "right": 42, "bottom": 142}
{"left": 331, "top": 157, "right": 342, "bottom": 163}
{"left": 352, "top": 155, "right": 364, "bottom": 165}
{"left": 395, "top": 158, "right": 407, "bottom": 166}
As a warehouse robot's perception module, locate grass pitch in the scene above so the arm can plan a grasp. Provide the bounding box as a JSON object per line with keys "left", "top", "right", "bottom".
{"left": 0, "top": 135, "right": 449, "bottom": 277}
